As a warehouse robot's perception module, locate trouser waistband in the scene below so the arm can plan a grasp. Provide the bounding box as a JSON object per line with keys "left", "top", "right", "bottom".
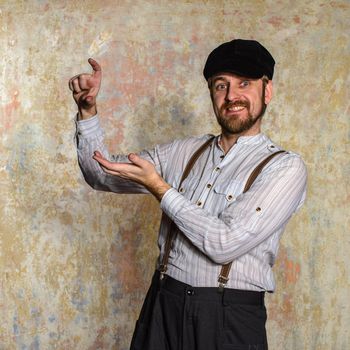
{"left": 154, "top": 271, "right": 265, "bottom": 306}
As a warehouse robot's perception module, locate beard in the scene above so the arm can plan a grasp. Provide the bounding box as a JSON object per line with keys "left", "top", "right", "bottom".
{"left": 215, "top": 89, "right": 267, "bottom": 135}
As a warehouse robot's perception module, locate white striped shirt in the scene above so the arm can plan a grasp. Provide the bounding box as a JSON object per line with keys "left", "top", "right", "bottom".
{"left": 76, "top": 116, "right": 307, "bottom": 291}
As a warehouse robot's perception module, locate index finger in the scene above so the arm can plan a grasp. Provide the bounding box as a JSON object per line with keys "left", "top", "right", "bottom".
{"left": 88, "top": 58, "right": 102, "bottom": 75}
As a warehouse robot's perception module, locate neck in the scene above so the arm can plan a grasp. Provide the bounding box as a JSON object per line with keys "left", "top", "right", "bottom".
{"left": 219, "top": 127, "right": 261, "bottom": 153}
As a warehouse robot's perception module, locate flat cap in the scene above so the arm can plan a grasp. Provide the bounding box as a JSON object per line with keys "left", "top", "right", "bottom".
{"left": 203, "top": 39, "right": 275, "bottom": 80}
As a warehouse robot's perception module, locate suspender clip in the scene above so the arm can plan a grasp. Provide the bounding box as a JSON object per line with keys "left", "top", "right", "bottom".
{"left": 218, "top": 275, "right": 229, "bottom": 292}
{"left": 159, "top": 264, "right": 167, "bottom": 280}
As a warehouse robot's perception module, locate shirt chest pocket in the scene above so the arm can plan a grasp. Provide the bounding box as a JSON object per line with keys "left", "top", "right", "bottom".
{"left": 213, "top": 180, "right": 243, "bottom": 208}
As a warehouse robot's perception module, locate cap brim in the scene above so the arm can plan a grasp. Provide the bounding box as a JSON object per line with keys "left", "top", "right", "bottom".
{"left": 204, "top": 58, "right": 265, "bottom": 80}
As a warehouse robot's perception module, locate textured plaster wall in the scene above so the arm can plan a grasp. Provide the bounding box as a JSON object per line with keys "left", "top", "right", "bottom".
{"left": 0, "top": 0, "right": 349, "bottom": 349}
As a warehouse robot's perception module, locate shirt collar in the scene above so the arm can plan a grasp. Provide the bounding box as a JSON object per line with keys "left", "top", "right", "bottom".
{"left": 216, "top": 133, "right": 267, "bottom": 148}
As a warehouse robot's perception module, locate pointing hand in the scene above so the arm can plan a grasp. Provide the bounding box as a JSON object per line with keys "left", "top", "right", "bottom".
{"left": 69, "top": 58, "right": 102, "bottom": 119}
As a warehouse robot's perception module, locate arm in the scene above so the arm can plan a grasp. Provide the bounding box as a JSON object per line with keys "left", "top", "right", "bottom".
{"left": 76, "top": 116, "right": 172, "bottom": 194}
{"left": 70, "top": 60, "right": 170, "bottom": 194}
{"left": 69, "top": 58, "right": 102, "bottom": 120}
{"left": 160, "top": 154, "right": 307, "bottom": 264}
{"left": 92, "top": 150, "right": 171, "bottom": 200}
{"left": 94, "top": 149, "right": 307, "bottom": 263}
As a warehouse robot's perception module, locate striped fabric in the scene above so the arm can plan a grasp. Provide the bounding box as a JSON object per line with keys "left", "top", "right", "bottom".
{"left": 76, "top": 116, "right": 307, "bottom": 291}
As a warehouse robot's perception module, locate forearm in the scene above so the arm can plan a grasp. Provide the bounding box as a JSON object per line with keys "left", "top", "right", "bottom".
{"left": 161, "top": 188, "right": 257, "bottom": 264}
{"left": 76, "top": 116, "right": 150, "bottom": 193}
{"left": 160, "top": 157, "right": 307, "bottom": 264}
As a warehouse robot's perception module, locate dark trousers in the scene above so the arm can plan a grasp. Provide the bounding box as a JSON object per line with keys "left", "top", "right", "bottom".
{"left": 130, "top": 271, "right": 268, "bottom": 350}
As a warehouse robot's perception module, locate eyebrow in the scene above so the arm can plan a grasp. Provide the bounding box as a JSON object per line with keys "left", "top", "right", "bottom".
{"left": 212, "top": 76, "right": 229, "bottom": 84}
{"left": 212, "top": 76, "right": 254, "bottom": 84}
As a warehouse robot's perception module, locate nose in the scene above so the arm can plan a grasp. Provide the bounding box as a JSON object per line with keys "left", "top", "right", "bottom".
{"left": 225, "top": 85, "right": 239, "bottom": 102}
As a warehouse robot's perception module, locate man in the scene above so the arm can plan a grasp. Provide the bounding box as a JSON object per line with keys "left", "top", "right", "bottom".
{"left": 69, "top": 39, "right": 307, "bottom": 349}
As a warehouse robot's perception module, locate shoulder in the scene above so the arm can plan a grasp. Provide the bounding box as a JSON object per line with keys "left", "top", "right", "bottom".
{"left": 149, "top": 133, "right": 215, "bottom": 163}
{"left": 173, "top": 133, "right": 215, "bottom": 147}
{"left": 158, "top": 133, "right": 215, "bottom": 154}
{"left": 262, "top": 136, "right": 307, "bottom": 180}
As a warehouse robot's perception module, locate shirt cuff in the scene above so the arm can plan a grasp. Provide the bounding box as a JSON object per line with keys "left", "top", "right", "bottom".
{"left": 76, "top": 115, "right": 101, "bottom": 138}
{"left": 160, "top": 188, "right": 185, "bottom": 221}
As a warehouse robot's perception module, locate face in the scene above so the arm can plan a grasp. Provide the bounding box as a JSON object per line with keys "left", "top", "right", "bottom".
{"left": 210, "top": 73, "right": 272, "bottom": 136}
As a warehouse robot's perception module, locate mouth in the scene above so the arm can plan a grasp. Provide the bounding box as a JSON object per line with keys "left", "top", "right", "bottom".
{"left": 226, "top": 105, "right": 246, "bottom": 112}
{"left": 222, "top": 102, "right": 248, "bottom": 115}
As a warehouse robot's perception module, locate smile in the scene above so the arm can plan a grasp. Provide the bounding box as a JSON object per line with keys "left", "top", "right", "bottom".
{"left": 227, "top": 106, "right": 245, "bottom": 112}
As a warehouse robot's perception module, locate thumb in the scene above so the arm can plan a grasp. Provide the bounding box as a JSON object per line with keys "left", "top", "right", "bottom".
{"left": 128, "top": 153, "right": 144, "bottom": 167}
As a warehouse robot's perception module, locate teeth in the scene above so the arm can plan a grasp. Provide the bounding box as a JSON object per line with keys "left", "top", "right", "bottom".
{"left": 228, "top": 106, "right": 245, "bottom": 111}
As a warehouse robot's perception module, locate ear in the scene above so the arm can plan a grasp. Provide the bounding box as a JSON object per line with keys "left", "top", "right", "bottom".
{"left": 264, "top": 80, "right": 273, "bottom": 105}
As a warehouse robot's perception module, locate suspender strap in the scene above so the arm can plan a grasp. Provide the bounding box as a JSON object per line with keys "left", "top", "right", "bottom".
{"left": 159, "top": 136, "right": 215, "bottom": 278}
{"left": 178, "top": 137, "right": 216, "bottom": 187}
{"left": 217, "top": 150, "right": 286, "bottom": 289}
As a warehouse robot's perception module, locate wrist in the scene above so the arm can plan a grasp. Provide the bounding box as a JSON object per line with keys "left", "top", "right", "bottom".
{"left": 78, "top": 106, "right": 97, "bottom": 120}
{"left": 152, "top": 183, "right": 171, "bottom": 202}
{"left": 148, "top": 176, "right": 171, "bottom": 201}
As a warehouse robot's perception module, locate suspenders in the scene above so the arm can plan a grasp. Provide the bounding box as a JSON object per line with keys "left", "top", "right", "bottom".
{"left": 217, "top": 149, "right": 286, "bottom": 289}
{"left": 159, "top": 136, "right": 215, "bottom": 279}
{"left": 159, "top": 136, "right": 286, "bottom": 289}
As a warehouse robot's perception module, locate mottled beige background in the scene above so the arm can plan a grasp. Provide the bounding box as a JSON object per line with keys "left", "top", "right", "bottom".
{"left": 0, "top": 0, "right": 349, "bottom": 349}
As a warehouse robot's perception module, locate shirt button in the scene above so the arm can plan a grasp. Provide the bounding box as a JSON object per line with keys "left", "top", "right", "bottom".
{"left": 186, "top": 289, "right": 195, "bottom": 296}
{"left": 256, "top": 207, "right": 262, "bottom": 212}
{"left": 220, "top": 155, "right": 225, "bottom": 159}
{"left": 207, "top": 183, "right": 212, "bottom": 189}
{"left": 197, "top": 201, "right": 202, "bottom": 207}
{"left": 226, "top": 194, "right": 234, "bottom": 201}
{"left": 179, "top": 187, "right": 184, "bottom": 193}
{"left": 215, "top": 167, "right": 220, "bottom": 172}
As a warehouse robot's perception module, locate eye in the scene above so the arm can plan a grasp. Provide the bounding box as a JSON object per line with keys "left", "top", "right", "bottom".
{"left": 239, "top": 80, "right": 250, "bottom": 88}
{"left": 215, "top": 83, "right": 227, "bottom": 91}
